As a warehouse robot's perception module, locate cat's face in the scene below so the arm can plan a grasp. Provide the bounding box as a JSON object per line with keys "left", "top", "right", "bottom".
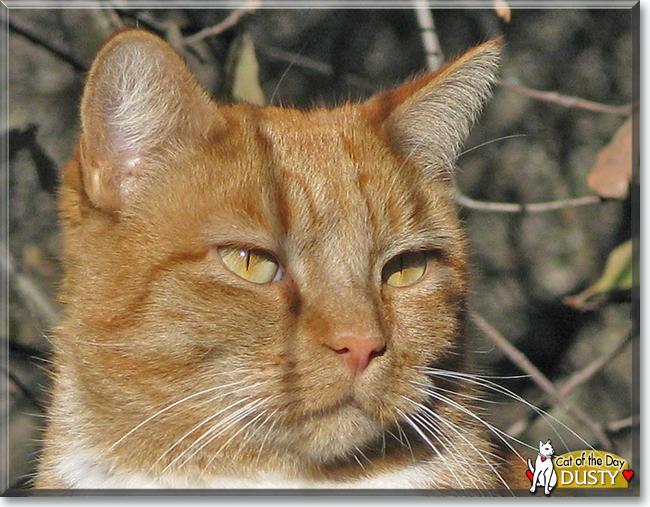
{"left": 539, "top": 440, "right": 555, "bottom": 457}
{"left": 54, "top": 31, "right": 500, "bottom": 479}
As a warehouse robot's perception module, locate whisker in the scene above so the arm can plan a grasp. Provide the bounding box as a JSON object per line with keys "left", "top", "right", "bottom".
{"left": 109, "top": 378, "right": 253, "bottom": 452}
{"left": 163, "top": 396, "right": 262, "bottom": 472}
{"left": 458, "top": 133, "right": 529, "bottom": 158}
{"left": 270, "top": 38, "right": 312, "bottom": 105}
{"left": 413, "top": 380, "right": 531, "bottom": 459}
{"left": 387, "top": 413, "right": 414, "bottom": 459}
{"left": 400, "top": 394, "right": 511, "bottom": 490}
{"left": 378, "top": 413, "right": 387, "bottom": 459}
{"left": 204, "top": 398, "right": 279, "bottom": 470}
{"left": 151, "top": 385, "right": 264, "bottom": 471}
{"left": 410, "top": 411, "right": 485, "bottom": 489}
{"left": 254, "top": 407, "right": 282, "bottom": 468}
{"left": 172, "top": 396, "right": 274, "bottom": 472}
{"left": 351, "top": 450, "right": 366, "bottom": 472}
{"left": 395, "top": 406, "right": 465, "bottom": 488}
{"left": 417, "top": 367, "right": 593, "bottom": 451}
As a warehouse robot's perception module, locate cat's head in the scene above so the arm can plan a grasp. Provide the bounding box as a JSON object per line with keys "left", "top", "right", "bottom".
{"left": 57, "top": 30, "right": 500, "bottom": 477}
{"left": 539, "top": 440, "right": 555, "bottom": 457}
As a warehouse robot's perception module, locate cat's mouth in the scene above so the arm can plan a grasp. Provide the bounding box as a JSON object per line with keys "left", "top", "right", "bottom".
{"left": 263, "top": 387, "right": 388, "bottom": 463}
{"left": 301, "top": 393, "right": 359, "bottom": 420}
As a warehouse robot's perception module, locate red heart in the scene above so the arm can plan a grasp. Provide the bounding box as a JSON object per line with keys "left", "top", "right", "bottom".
{"left": 623, "top": 470, "right": 634, "bottom": 482}
{"left": 526, "top": 470, "right": 533, "bottom": 482}
{"left": 541, "top": 457, "right": 546, "bottom": 462}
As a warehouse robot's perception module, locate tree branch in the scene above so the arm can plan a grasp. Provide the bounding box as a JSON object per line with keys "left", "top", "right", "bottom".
{"left": 507, "top": 330, "right": 633, "bottom": 438}
{"left": 1, "top": 242, "right": 59, "bottom": 328}
{"left": 499, "top": 80, "right": 634, "bottom": 116}
{"left": 185, "top": 2, "right": 261, "bottom": 45}
{"left": 258, "top": 46, "right": 376, "bottom": 93}
{"left": 455, "top": 189, "right": 604, "bottom": 213}
{"left": 8, "top": 19, "right": 87, "bottom": 73}
{"left": 558, "top": 331, "right": 633, "bottom": 398}
{"left": 3, "top": 365, "right": 45, "bottom": 412}
{"left": 471, "top": 311, "right": 613, "bottom": 450}
{"left": 606, "top": 415, "right": 640, "bottom": 434}
{"left": 413, "top": 1, "right": 443, "bottom": 72}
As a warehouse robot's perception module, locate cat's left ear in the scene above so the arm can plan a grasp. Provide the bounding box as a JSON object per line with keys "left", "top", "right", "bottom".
{"left": 77, "top": 29, "right": 213, "bottom": 212}
{"left": 366, "top": 39, "right": 501, "bottom": 177}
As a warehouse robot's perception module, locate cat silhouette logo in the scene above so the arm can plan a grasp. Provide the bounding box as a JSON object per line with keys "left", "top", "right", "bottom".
{"left": 527, "top": 439, "right": 558, "bottom": 495}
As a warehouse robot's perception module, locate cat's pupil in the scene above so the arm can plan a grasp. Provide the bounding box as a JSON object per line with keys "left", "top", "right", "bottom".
{"left": 217, "top": 246, "right": 282, "bottom": 284}
{"left": 383, "top": 251, "right": 428, "bottom": 287}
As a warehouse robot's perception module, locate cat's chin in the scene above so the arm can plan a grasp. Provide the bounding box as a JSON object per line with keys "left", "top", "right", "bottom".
{"left": 279, "top": 402, "right": 386, "bottom": 465}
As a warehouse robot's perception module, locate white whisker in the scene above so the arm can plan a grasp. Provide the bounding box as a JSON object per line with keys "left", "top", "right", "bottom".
{"left": 458, "top": 133, "right": 529, "bottom": 158}
{"left": 395, "top": 406, "right": 465, "bottom": 488}
{"left": 418, "top": 366, "right": 593, "bottom": 452}
{"left": 204, "top": 398, "right": 279, "bottom": 470}
{"left": 171, "top": 396, "right": 276, "bottom": 473}
{"left": 351, "top": 450, "right": 366, "bottom": 472}
{"left": 253, "top": 407, "right": 282, "bottom": 468}
{"left": 400, "top": 394, "right": 511, "bottom": 490}
{"left": 152, "top": 384, "right": 264, "bottom": 471}
{"left": 413, "top": 380, "right": 530, "bottom": 459}
{"left": 109, "top": 378, "right": 252, "bottom": 452}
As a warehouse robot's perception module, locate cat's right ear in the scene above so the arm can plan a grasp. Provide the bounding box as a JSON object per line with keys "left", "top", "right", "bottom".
{"left": 78, "top": 30, "right": 212, "bottom": 212}
{"left": 363, "top": 39, "right": 500, "bottom": 179}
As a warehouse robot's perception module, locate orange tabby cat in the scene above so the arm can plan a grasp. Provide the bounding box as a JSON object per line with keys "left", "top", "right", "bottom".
{"left": 36, "top": 29, "right": 525, "bottom": 490}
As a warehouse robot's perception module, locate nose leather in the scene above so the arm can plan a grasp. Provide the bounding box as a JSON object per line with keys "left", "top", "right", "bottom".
{"left": 326, "top": 333, "right": 385, "bottom": 379}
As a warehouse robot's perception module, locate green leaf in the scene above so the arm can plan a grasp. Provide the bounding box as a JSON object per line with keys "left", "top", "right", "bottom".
{"left": 565, "top": 239, "right": 636, "bottom": 309}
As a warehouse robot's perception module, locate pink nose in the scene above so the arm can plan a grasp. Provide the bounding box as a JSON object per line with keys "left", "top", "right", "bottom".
{"left": 326, "top": 333, "right": 386, "bottom": 379}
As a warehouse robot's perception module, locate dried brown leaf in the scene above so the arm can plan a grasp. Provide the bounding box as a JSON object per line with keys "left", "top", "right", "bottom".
{"left": 494, "top": 0, "right": 512, "bottom": 22}
{"left": 228, "top": 32, "right": 266, "bottom": 107}
{"left": 587, "top": 117, "right": 633, "bottom": 199}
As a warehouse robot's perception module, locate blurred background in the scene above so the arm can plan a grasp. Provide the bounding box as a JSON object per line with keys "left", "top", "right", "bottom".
{"left": 4, "top": 4, "right": 638, "bottom": 493}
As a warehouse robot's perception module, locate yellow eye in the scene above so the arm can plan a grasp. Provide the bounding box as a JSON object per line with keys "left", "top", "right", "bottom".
{"left": 217, "top": 247, "right": 282, "bottom": 284}
{"left": 383, "top": 251, "right": 427, "bottom": 287}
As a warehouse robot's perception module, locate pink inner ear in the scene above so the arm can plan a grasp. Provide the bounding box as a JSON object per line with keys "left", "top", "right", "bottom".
{"left": 78, "top": 30, "right": 213, "bottom": 211}
{"left": 118, "top": 156, "right": 142, "bottom": 197}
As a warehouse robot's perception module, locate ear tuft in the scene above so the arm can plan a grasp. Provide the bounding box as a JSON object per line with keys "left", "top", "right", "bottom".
{"left": 372, "top": 39, "right": 501, "bottom": 178}
{"left": 79, "top": 30, "right": 211, "bottom": 211}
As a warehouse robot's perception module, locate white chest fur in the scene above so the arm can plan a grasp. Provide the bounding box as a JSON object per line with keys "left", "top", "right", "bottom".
{"left": 54, "top": 445, "right": 435, "bottom": 489}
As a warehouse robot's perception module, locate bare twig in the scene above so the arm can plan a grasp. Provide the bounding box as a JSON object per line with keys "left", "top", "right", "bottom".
{"left": 261, "top": 46, "right": 331, "bottom": 75}
{"left": 8, "top": 19, "right": 88, "bottom": 73}
{"left": 114, "top": 9, "right": 167, "bottom": 33}
{"left": 8, "top": 339, "right": 48, "bottom": 361}
{"left": 3, "top": 365, "right": 45, "bottom": 412}
{"left": 259, "top": 46, "right": 376, "bottom": 93}
{"left": 106, "top": 9, "right": 125, "bottom": 30}
{"left": 471, "top": 311, "right": 613, "bottom": 449}
{"left": 558, "top": 331, "right": 633, "bottom": 398}
{"left": 471, "top": 311, "right": 557, "bottom": 397}
{"left": 499, "top": 80, "right": 634, "bottom": 116}
{"left": 606, "top": 415, "right": 640, "bottom": 434}
{"left": 185, "top": 2, "right": 261, "bottom": 45}
{"left": 455, "top": 189, "right": 604, "bottom": 213}
{"left": 413, "top": 1, "right": 444, "bottom": 71}
{"left": 1, "top": 242, "right": 59, "bottom": 328}
{"left": 508, "top": 330, "right": 632, "bottom": 436}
